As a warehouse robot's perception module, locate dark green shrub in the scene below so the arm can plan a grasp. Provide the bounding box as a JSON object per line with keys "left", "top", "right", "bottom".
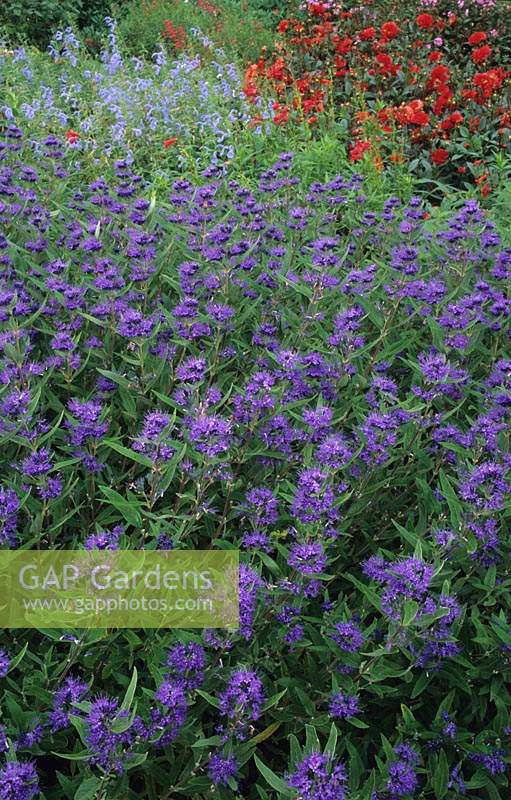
{"left": 0, "top": 0, "right": 114, "bottom": 49}
{"left": 0, "top": 0, "right": 77, "bottom": 48}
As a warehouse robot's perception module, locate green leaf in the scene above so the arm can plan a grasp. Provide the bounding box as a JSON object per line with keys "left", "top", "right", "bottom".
{"left": 7, "top": 642, "right": 28, "bottom": 673}
{"left": 432, "top": 750, "right": 449, "bottom": 799}
{"left": 261, "top": 688, "right": 287, "bottom": 712}
{"left": 294, "top": 686, "right": 315, "bottom": 715}
{"left": 125, "top": 751, "right": 148, "bottom": 770}
{"left": 402, "top": 600, "right": 420, "bottom": 626}
{"left": 71, "top": 702, "right": 92, "bottom": 714}
{"left": 196, "top": 689, "right": 220, "bottom": 709}
{"left": 103, "top": 440, "right": 153, "bottom": 468}
{"left": 250, "top": 722, "right": 281, "bottom": 745}
{"left": 192, "top": 735, "right": 224, "bottom": 749}
{"left": 111, "top": 705, "right": 138, "bottom": 734}
{"left": 99, "top": 486, "right": 142, "bottom": 526}
{"left": 400, "top": 704, "right": 416, "bottom": 728}
{"left": 484, "top": 779, "right": 503, "bottom": 800}
{"left": 56, "top": 771, "right": 76, "bottom": 795}
{"left": 438, "top": 471, "right": 462, "bottom": 531}
{"left": 435, "top": 691, "right": 456, "bottom": 721}
{"left": 411, "top": 671, "right": 432, "bottom": 698}
{"left": 157, "top": 444, "right": 187, "bottom": 494}
{"left": 344, "top": 574, "right": 381, "bottom": 611}
{"left": 96, "top": 369, "right": 130, "bottom": 389}
{"left": 305, "top": 724, "right": 320, "bottom": 754}
{"left": 52, "top": 750, "right": 90, "bottom": 761}
{"left": 348, "top": 717, "right": 370, "bottom": 729}
{"left": 120, "top": 667, "right": 138, "bottom": 713}
{"left": 289, "top": 733, "right": 302, "bottom": 766}
{"left": 75, "top": 776, "right": 102, "bottom": 800}
{"left": 253, "top": 754, "right": 294, "bottom": 796}
{"left": 69, "top": 715, "right": 88, "bottom": 746}
{"left": 413, "top": 539, "right": 423, "bottom": 560}
{"left": 324, "top": 723, "right": 338, "bottom": 757}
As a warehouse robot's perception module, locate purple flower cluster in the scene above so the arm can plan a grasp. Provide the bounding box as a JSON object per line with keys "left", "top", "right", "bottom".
{"left": 0, "top": 650, "right": 10, "bottom": 679}
{"left": 218, "top": 669, "right": 265, "bottom": 740}
{"left": 208, "top": 751, "right": 237, "bottom": 786}
{"left": 470, "top": 749, "right": 507, "bottom": 775}
{"left": 85, "top": 696, "right": 132, "bottom": 772}
{"left": 0, "top": 761, "right": 39, "bottom": 800}
{"left": 165, "top": 641, "right": 205, "bottom": 690}
{"left": 149, "top": 642, "right": 206, "bottom": 748}
{"left": 291, "top": 468, "right": 337, "bottom": 524}
{"left": 386, "top": 744, "right": 420, "bottom": 798}
{"left": 151, "top": 680, "right": 188, "bottom": 747}
{"left": 329, "top": 691, "right": 360, "bottom": 719}
{"left": 287, "top": 752, "right": 348, "bottom": 800}
{"left": 49, "top": 675, "right": 89, "bottom": 732}
{"left": 238, "top": 565, "right": 264, "bottom": 640}
{"left": 330, "top": 621, "right": 364, "bottom": 653}
{"left": 133, "top": 411, "right": 175, "bottom": 463}
{"left": 363, "top": 555, "right": 461, "bottom": 667}
{"left": 363, "top": 556, "right": 435, "bottom": 621}
{"left": 0, "top": 487, "right": 19, "bottom": 546}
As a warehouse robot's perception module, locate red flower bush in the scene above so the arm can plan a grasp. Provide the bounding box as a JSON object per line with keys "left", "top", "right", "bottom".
{"left": 242, "top": 0, "right": 511, "bottom": 182}
{"left": 349, "top": 139, "right": 371, "bottom": 161}
{"left": 163, "top": 19, "right": 186, "bottom": 50}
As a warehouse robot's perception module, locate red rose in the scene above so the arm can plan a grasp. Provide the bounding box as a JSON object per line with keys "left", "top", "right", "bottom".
{"left": 431, "top": 147, "right": 449, "bottom": 165}
{"left": 468, "top": 31, "right": 487, "bottom": 46}
{"left": 278, "top": 20, "right": 290, "bottom": 33}
{"left": 65, "top": 129, "right": 80, "bottom": 144}
{"left": 163, "top": 137, "right": 178, "bottom": 148}
{"left": 472, "top": 44, "right": 492, "bottom": 64}
{"left": 359, "top": 26, "right": 376, "bottom": 40}
{"left": 416, "top": 13, "right": 434, "bottom": 29}
{"left": 381, "top": 21, "right": 399, "bottom": 39}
